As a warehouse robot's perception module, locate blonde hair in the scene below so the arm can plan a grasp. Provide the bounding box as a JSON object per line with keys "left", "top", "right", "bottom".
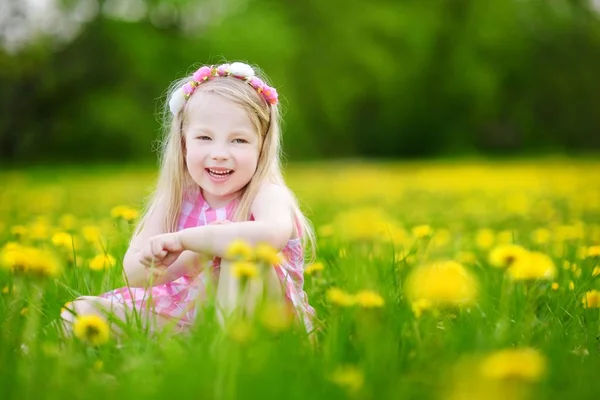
{"left": 133, "top": 62, "right": 316, "bottom": 260}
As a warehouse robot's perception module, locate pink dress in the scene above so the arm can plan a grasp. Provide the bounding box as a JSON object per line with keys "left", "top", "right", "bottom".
{"left": 100, "top": 191, "right": 316, "bottom": 333}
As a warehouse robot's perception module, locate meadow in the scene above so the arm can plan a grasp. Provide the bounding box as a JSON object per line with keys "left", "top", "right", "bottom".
{"left": 1, "top": 158, "right": 599, "bottom": 400}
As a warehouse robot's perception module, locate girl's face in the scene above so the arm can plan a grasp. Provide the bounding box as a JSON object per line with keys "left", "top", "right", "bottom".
{"left": 184, "top": 91, "right": 261, "bottom": 208}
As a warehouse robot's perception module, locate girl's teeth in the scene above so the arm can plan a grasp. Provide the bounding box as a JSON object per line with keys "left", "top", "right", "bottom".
{"left": 208, "top": 169, "right": 232, "bottom": 176}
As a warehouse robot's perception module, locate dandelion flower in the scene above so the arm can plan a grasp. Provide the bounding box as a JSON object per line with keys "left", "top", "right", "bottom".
{"left": 254, "top": 243, "right": 282, "bottom": 265}
{"left": 52, "top": 232, "right": 79, "bottom": 251}
{"left": 489, "top": 244, "right": 528, "bottom": 269}
{"left": 259, "top": 302, "right": 294, "bottom": 332}
{"left": 89, "top": 254, "right": 116, "bottom": 271}
{"left": 231, "top": 261, "right": 258, "bottom": 279}
{"left": 226, "top": 239, "right": 253, "bottom": 261}
{"left": 506, "top": 251, "right": 556, "bottom": 281}
{"left": 412, "top": 224, "right": 433, "bottom": 239}
{"left": 330, "top": 365, "right": 364, "bottom": 393}
{"left": 305, "top": 262, "right": 324, "bottom": 275}
{"left": 586, "top": 245, "right": 600, "bottom": 258}
{"left": 582, "top": 290, "right": 600, "bottom": 308}
{"left": 475, "top": 229, "right": 495, "bottom": 249}
{"left": 73, "top": 315, "right": 110, "bottom": 346}
{"left": 480, "top": 348, "right": 546, "bottom": 382}
{"left": 405, "top": 260, "right": 478, "bottom": 307}
{"left": 110, "top": 205, "right": 139, "bottom": 221}
{"left": 354, "top": 290, "right": 384, "bottom": 308}
{"left": 531, "top": 228, "right": 551, "bottom": 245}
{"left": 326, "top": 288, "right": 355, "bottom": 307}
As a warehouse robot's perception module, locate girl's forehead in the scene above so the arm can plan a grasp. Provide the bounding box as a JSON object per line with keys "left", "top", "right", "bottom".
{"left": 185, "top": 92, "right": 256, "bottom": 131}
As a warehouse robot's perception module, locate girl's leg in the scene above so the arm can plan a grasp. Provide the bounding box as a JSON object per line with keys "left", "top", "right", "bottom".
{"left": 60, "top": 295, "right": 174, "bottom": 338}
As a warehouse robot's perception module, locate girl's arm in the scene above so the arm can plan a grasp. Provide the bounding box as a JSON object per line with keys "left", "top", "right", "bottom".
{"left": 176, "top": 184, "right": 295, "bottom": 258}
{"left": 123, "top": 198, "right": 205, "bottom": 287}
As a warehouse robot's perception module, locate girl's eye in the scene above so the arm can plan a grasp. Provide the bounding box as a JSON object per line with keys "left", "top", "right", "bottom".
{"left": 233, "top": 138, "right": 248, "bottom": 144}
{"left": 196, "top": 136, "right": 211, "bottom": 141}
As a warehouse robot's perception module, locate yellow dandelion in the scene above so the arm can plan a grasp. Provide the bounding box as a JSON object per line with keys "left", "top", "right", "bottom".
{"left": 569, "top": 281, "right": 575, "bottom": 291}
{"left": 29, "top": 221, "right": 50, "bottom": 240}
{"left": 592, "top": 266, "right": 600, "bottom": 277}
{"left": 497, "top": 230, "right": 514, "bottom": 244}
{"left": 0, "top": 243, "right": 30, "bottom": 272}
{"left": 254, "top": 243, "right": 282, "bottom": 265}
{"left": 506, "top": 251, "right": 556, "bottom": 281}
{"left": 330, "top": 365, "right": 364, "bottom": 393}
{"left": 412, "top": 224, "right": 433, "bottom": 239}
{"left": 582, "top": 290, "right": 600, "bottom": 308}
{"left": 480, "top": 348, "right": 546, "bottom": 382}
{"left": 231, "top": 261, "right": 259, "bottom": 279}
{"left": 82, "top": 225, "right": 102, "bottom": 243}
{"left": 89, "top": 254, "right": 116, "bottom": 271}
{"left": 29, "top": 249, "right": 62, "bottom": 279}
{"left": 332, "top": 207, "right": 391, "bottom": 241}
{"left": 326, "top": 288, "right": 356, "bottom": 307}
{"left": 405, "top": 260, "right": 478, "bottom": 307}
{"left": 226, "top": 239, "right": 253, "bottom": 261}
{"left": 354, "top": 290, "right": 384, "bottom": 308}
{"left": 1, "top": 286, "right": 9, "bottom": 294}
{"left": 531, "top": 228, "right": 551, "bottom": 245}
{"left": 51, "top": 232, "right": 76, "bottom": 250}
{"left": 110, "top": 205, "right": 139, "bottom": 221}
{"left": 10, "top": 225, "right": 28, "bottom": 239}
{"left": 305, "top": 262, "right": 324, "bottom": 275}
{"left": 475, "top": 229, "right": 495, "bottom": 249}
{"left": 586, "top": 245, "right": 600, "bottom": 258}
{"left": 259, "top": 302, "right": 294, "bottom": 332}
{"left": 488, "top": 244, "right": 528, "bottom": 269}
{"left": 73, "top": 315, "right": 110, "bottom": 346}
{"left": 551, "top": 282, "right": 559, "bottom": 291}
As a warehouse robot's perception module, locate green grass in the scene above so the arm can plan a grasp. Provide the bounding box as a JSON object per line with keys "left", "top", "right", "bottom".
{"left": 1, "top": 159, "right": 599, "bottom": 400}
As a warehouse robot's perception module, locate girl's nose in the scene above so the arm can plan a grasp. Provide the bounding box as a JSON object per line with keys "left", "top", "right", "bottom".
{"left": 210, "top": 144, "right": 230, "bottom": 160}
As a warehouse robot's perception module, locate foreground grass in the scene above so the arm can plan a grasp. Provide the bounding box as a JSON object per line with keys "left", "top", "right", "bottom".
{"left": 1, "top": 158, "right": 599, "bottom": 400}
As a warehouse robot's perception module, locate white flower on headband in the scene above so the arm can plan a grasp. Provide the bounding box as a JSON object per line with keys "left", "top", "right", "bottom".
{"left": 227, "top": 62, "right": 255, "bottom": 78}
{"left": 169, "top": 87, "right": 187, "bottom": 115}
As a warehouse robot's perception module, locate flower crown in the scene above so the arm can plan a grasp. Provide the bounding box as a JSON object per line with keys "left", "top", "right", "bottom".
{"left": 168, "top": 62, "right": 279, "bottom": 116}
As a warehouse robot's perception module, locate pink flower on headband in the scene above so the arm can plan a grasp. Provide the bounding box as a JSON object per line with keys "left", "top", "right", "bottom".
{"left": 249, "top": 77, "right": 265, "bottom": 92}
{"left": 193, "top": 66, "right": 212, "bottom": 82}
{"left": 169, "top": 62, "right": 279, "bottom": 115}
{"left": 182, "top": 82, "right": 195, "bottom": 95}
{"left": 262, "top": 87, "right": 279, "bottom": 105}
{"left": 216, "top": 64, "right": 230, "bottom": 76}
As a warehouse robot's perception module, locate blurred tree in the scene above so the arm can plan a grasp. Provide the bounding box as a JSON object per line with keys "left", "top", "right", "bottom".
{"left": 1, "top": 0, "right": 600, "bottom": 164}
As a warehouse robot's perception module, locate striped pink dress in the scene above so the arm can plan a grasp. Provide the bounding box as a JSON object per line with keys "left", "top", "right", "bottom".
{"left": 100, "top": 190, "right": 316, "bottom": 334}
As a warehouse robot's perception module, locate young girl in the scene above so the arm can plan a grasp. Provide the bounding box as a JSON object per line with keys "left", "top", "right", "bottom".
{"left": 61, "top": 61, "right": 317, "bottom": 336}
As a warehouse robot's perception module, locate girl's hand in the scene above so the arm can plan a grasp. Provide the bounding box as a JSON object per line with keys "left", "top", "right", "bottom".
{"left": 141, "top": 232, "right": 184, "bottom": 269}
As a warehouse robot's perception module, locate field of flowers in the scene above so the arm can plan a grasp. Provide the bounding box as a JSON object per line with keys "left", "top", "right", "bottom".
{"left": 1, "top": 158, "right": 599, "bottom": 400}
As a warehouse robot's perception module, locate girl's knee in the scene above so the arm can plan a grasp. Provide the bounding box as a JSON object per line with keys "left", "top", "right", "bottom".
{"left": 61, "top": 296, "right": 108, "bottom": 321}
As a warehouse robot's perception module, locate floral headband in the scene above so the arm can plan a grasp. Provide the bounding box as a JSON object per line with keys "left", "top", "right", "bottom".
{"left": 168, "top": 62, "right": 279, "bottom": 116}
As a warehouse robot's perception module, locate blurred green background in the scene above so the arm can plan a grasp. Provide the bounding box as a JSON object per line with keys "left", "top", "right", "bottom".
{"left": 2, "top": 0, "right": 600, "bottom": 165}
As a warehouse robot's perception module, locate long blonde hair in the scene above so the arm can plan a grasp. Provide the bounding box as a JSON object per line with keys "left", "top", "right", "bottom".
{"left": 133, "top": 62, "right": 316, "bottom": 260}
